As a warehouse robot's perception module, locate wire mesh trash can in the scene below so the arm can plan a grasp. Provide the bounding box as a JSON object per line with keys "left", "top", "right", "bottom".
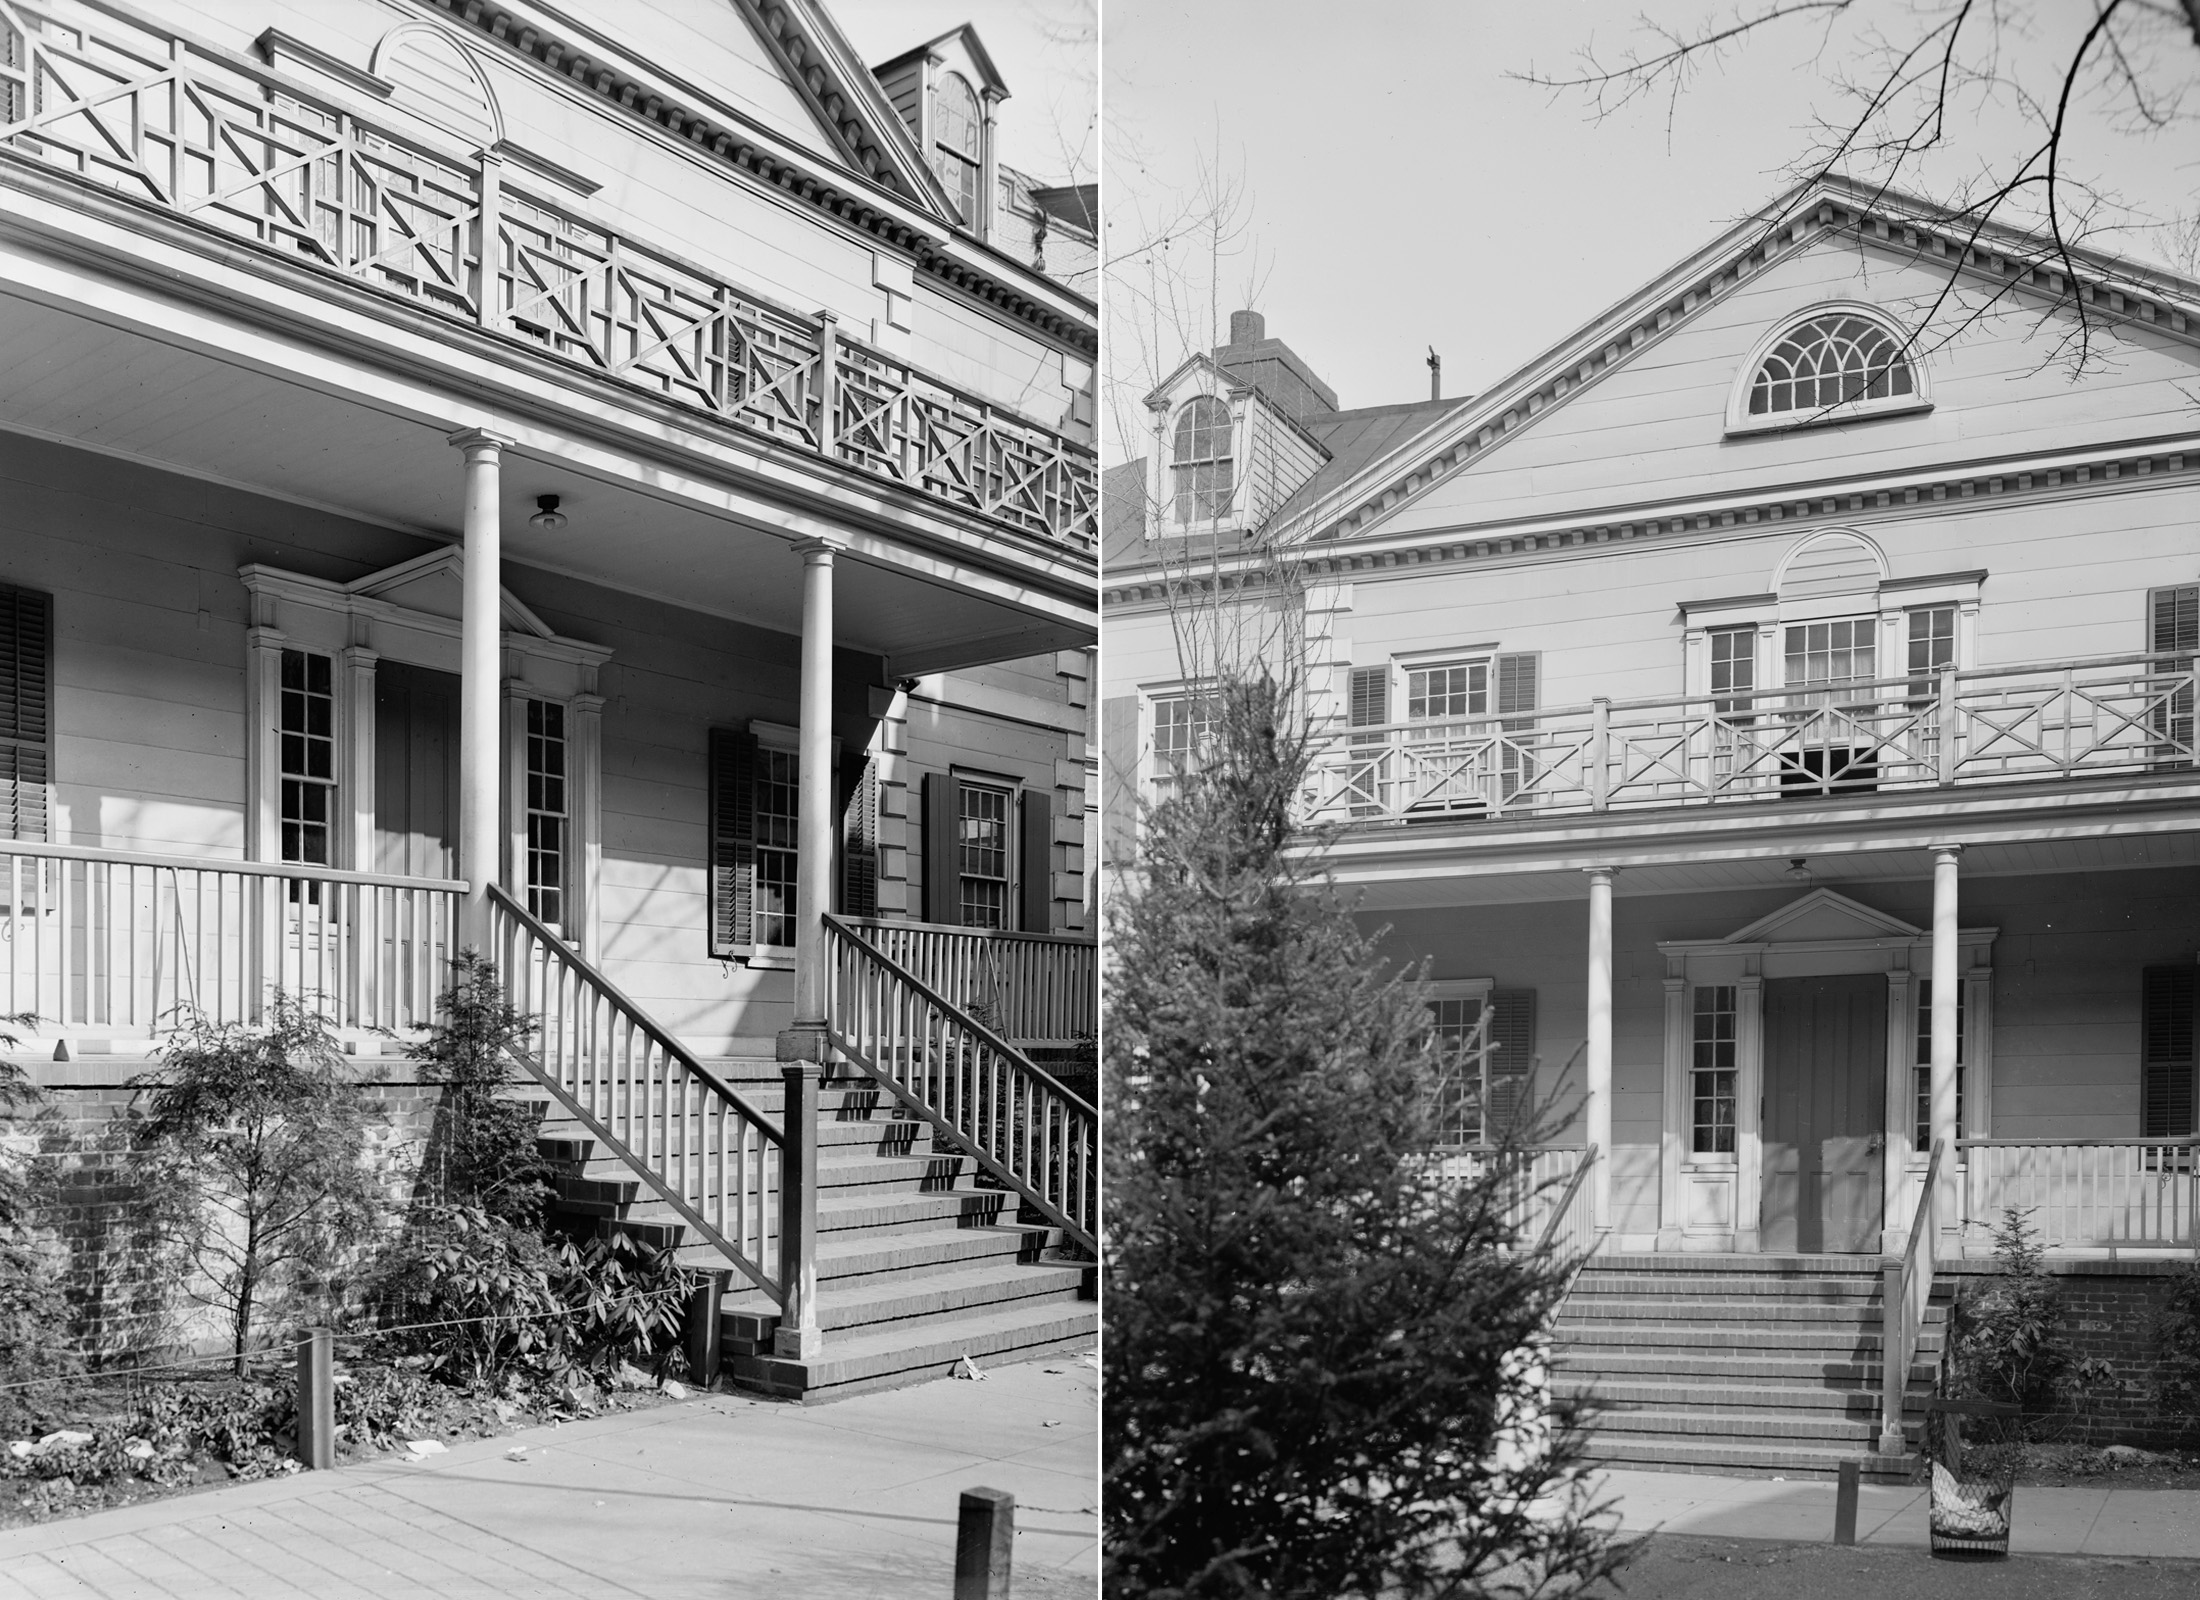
{"left": 1925, "top": 1398, "right": 2021, "bottom": 1557}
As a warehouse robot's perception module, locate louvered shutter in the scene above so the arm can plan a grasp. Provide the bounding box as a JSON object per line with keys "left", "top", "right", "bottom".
{"left": 839, "top": 751, "right": 876, "bottom": 919}
{"left": 1485, "top": 987, "right": 1537, "bottom": 1139}
{"left": 922, "top": 770, "right": 956, "bottom": 925}
{"left": 1346, "top": 666, "right": 1391, "bottom": 816}
{"left": 0, "top": 585, "right": 51, "bottom": 842}
{"left": 1495, "top": 653, "right": 1539, "bottom": 803}
{"left": 1099, "top": 696, "right": 1137, "bottom": 867}
{"left": 1349, "top": 665, "right": 1389, "bottom": 728}
{"left": 2153, "top": 585, "right": 2198, "bottom": 765}
{"left": 1019, "top": 787, "right": 1052, "bottom": 933}
{"left": 2142, "top": 965, "right": 2196, "bottom": 1138}
{"left": 707, "top": 729, "right": 755, "bottom": 958}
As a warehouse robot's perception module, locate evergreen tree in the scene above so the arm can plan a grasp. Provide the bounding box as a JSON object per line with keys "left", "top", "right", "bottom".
{"left": 1103, "top": 674, "right": 1623, "bottom": 1599}
{"left": 414, "top": 951, "right": 554, "bottom": 1224}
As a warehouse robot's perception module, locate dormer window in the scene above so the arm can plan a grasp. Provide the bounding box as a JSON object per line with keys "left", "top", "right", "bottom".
{"left": 1171, "top": 396, "right": 1232, "bottom": 523}
{"left": 933, "top": 71, "right": 981, "bottom": 226}
{"left": 1729, "top": 306, "right": 1930, "bottom": 433}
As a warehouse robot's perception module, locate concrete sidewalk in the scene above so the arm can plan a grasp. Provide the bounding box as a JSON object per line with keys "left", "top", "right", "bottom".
{"left": 0, "top": 1350, "right": 1097, "bottom": 1600}
{"left": 1591, "top": 1466, "right": 2200, "bottom": 1559}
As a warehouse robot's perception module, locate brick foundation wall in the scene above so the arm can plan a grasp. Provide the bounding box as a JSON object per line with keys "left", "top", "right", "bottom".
{"left": 5, "top": 1053, "right": 441, "bottom": 1363}
{"left": 1942, "top": 1258, "right": 2200, "bottom": 1449}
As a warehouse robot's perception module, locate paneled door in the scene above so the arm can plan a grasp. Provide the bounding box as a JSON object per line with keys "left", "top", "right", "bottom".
{"left": 1761, "top": 973, "right": 1887, "bottom": 1253}
{"left": 374, "top": 662, "right": 460, "bottom": 880}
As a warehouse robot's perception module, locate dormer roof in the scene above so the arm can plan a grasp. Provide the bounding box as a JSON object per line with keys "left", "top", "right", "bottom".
{"left": 872, "top": 24, "right": 1011, "bottom": 100}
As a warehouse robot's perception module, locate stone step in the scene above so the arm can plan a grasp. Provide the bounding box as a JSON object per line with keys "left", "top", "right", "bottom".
{"left": 814, "top": 1151, "right": 969, "bottom": 1192}
{"left": 673, "top": 1221, "right": 1049, "bottom": 1282}
{"left": 1586, "top": 1435, "right": 1916, "bottom": 1484}
{"left": 725, "top": 1301, "right": 1097, "bottom": 1401}
{"left": 719, "top": 1260, "right": 1090, "bottom": 1343}
{"left": 816, "top": 1187, "right": 1020, "bottom": 1235}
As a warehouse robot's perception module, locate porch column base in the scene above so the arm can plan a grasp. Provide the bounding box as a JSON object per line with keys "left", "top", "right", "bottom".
{"left": 772, "top": 1060, "right": 824, "bottom": 1361}
{"left": 1655, "top": 1225, "right": 1683, "bottom": 1252}
{"left": 1878, "top": 1422, "right": 1906, "bottom": 1456}
{"left": 776, "top": 1026, "right": 833, "bottom": 1063}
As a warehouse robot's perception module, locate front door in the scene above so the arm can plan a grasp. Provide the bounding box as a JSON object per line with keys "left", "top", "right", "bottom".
{"left": 374, "top": 662, "right": 460, "bottom": 879}
{"left": 1761, "top": 973, "right": 1886, "bottom": 1253}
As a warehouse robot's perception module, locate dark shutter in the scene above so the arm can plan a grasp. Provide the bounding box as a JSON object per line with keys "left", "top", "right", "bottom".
{"left": 1496, "top": 653, "right": 1539, "bottom": 802}
{"left": 839, "top": 750, "right": 876, "bottom": 919}
{"left": 2153, "top": 586, "right": 2198, "bottom": 766}
{"left": 2153, "top": 585, "right": 2199, "bottom": 654}
{"left": 0, "top": 584, "right": 51, "bottom": 842}
{"left": 1349, "top": 665, "right": 1389, "bottom": 728}
{"left": 707, "top": 728, "right": 755, "bottom": 958}
{"left": 1099, "top": 696, "right": 1137, "bottom": 868}
{"left": 922, "top": 770, "right": 956, "bottom": 925}
{"left": 2142, "top": 965, "right": 2196, "bottom": 1138}
{"left": 1485, "top": 987, "right": 1537, "bottom": 1138}
{"left": 1495, "top": 653, "right": 1539, "bottom": 716}
{"left": 1020, "top": 787, "right": 1052, "bottom": 933}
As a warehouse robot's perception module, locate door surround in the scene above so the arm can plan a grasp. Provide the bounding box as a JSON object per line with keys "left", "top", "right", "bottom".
{"left": 1655, "top": 888, "right": 1994, "bottom": 1255}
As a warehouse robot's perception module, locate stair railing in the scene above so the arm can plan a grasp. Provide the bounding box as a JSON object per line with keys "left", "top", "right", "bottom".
{"left": 822, "top": 914, "right": 1096, "bottom": 1253}
{"left": 1536, "top": 1142, "right": 1601, "bottom": 1257}
{"left": 487, "top": 886, "right": 784, "bottom": 1304}
{"left": 1881, "top": 1137, "right": 1946, "bottom": 1455}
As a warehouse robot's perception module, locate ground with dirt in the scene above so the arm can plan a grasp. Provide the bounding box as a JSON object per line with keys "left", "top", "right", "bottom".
{"left": 1587, "top": 1535, "right": 2200, "bottom": 1598}
{"left": 2014, "top": 1443, "right": 2200, "bottom": 1489}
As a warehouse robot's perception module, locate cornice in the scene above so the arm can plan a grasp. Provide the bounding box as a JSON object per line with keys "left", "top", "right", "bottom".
{"left": 409, "top": 0, "right": 1095, "bottom": 355}
{"left": 1269, "top": 181, "right": 2200, "bottom": 551}
{"left": 1102, "top": 436, "right": 2200, "bottom": 608}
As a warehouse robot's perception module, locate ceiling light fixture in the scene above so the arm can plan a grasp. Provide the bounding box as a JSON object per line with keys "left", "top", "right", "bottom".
{"left": 528, "top": 494, "right": 567, "bottom": 530}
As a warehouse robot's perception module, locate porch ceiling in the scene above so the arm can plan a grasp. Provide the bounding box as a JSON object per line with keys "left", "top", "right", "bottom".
{"left": 1333, "top": 828, "right": 2200, "bottom": 910}
{"left": 0, "top": 283, "right": 1088, "bottom": 673}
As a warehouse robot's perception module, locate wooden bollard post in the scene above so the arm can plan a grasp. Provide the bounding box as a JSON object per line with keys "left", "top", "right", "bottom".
{"left": 1834, "top": 1458, "right": 1860, "bottom": 1545}
{"left": 297, "top": 1329, "right": 334, "bottom": 1471}
{"left": 953, "top": 1486, "right": 1015, "bottom": 1599}
{"left": 684, "top": 1271, "right": 725, "bottom": 1388}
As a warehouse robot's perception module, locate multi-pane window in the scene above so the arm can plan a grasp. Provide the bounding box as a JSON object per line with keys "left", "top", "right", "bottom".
{"left": 1428, "top": 995, "right": 1483, "bottom": 1148}
{"left": 754, "top": 747, "right": 798, "bottom": 948}
{"left": 1171, "top": 397, "right": 1232, "bottom": 523}
{"left": 1691, "top": 986, "right": 1738, "bottom": 1154}
{"left": 279, "top": 649, "right": 335, "bottom": 867}
{"left": 1407, "top": 661, "right": 1486, "bottom": 722}
{"left": 1912, "top": 978, "right": 1967, "bottom": 1150}
{"left": 1748, "top": 313, "right": 1915, "bottom": 417}
{"left": 1151, "top": 692, "right": 1217, "bottom": 802}
{"left": 1427, "top": 989, "right": 1534, "bottom": 1147}
{"left": 932, "top": 71, "right": 981, "bottom": 225}
{"left": 525, "top": 700, "right": 566, "bottom": 928}
{"left": 956, "top": 782, "right": 1011, "bottom": 929}
{"left": 1785, "top": 618, "right": 1877, "bottom": 696}
{"left": 1709, "top": 627, "right": 1755, "bottom": 713}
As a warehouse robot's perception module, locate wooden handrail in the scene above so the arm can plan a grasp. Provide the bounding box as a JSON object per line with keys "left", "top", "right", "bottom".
{"left": 1882, "top": 1137, "right": 1946, "bottom": 1456}
{"left": 1536, "top": 1142, "right": 1599, "bottom": 1255}
{"left": 0, "top": 838, "right": 463, "bottom": 891}
{"left": 833, "top": 916, "right": 1097, "bottom": 950}
{"left": 488, "top": 885, "right": 783, "bottom": 1302}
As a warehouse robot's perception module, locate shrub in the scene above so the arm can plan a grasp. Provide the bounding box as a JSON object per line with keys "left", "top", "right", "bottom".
{"left": 1947, "top": 1206, "right": 2111, "bottom": 1440}
{"left": 2154, "top": 1258, "right": 2200, "bottom": 1421}
{"left": 412, "top": 952, "right": 552, "bottom": 1225}
{"left": 0, "top": 1013, "right": 77, "bottom": 1436}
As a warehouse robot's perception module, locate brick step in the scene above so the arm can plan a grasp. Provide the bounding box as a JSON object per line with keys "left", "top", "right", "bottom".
{"left": 1585, "top": 1254, "right": 1893, "bottom": 1275}
{"left": 1551, "top": 1352, "right": 1941, "bottom": 1386}
{"left": 726, "top": 1301, "right": 1097, "bottom": 1401}
{"left": 1557, "top": 1298, "right": 1942, "bottom": 1325}
{"left": 1587, "top": 1405, "right": 1896, "bottom": 1447}
{"left": 720, "top": 1260, "right": 1090, "bottom": 1343}
{"left": 1569, "top": 1275, "right": 1895, "bottom": 1300}
{"left": 1562, "top": 1378, "right": 1931, "bottom": 1414}
{"left": 1555, "top": 1319, "right": 1942, "bottom": 1351}
{"left": 1586, "top": 1435, "right": 1916, "bottom": 1483}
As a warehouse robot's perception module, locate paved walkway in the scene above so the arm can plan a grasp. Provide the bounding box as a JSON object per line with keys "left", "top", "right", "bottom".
{"left": 0, "top": 1352, "right": 1097, "bottom": 1600}
{"left": 1591, "top": 1467, "right": 2200, "bottom": 1559}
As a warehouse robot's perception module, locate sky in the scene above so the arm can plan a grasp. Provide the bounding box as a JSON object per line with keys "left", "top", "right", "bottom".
{"left": 831, "top": 0, "right": 1096, "bottom": 186}
{"left": 1103, "top": 1, "right": 2200, "bottom": 462}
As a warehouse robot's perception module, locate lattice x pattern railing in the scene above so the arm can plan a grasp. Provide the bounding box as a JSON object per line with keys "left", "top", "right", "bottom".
{"left": 1959, "top": 1137, "right": 2197, "bottom": 1250}
{"left": 823, "top": 914, "right": 1096, "bottom": 1252}
{"left": 0, "top": 0, "right": 1096, "bottom": 554}
{"left": 835, "top": 917, "right": 1096, "bottom": 1047}
{"left": 0, "top": 842, "right": 459, "bottom": 1036}
{"left": 1301, "top": 650, "right": 2199, "bottom": 825}
{"left": 488, "top": 886, "right": 782, "bottom": 1301}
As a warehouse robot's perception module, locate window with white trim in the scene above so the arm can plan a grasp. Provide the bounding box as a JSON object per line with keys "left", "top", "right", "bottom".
{"left": 524, "top": 699, "right": 566, "bottom": 928}
{"left": 1692, "top": 985, "right": 1739, "bottom": 1155}
{"left": 1170, "top": 397, "right": 1232, "bottom": 524}
{"left": 1426, "top": 984, "right": 1534, "bottom": 1148}
{"left": 955, "top": 780, "right": 1012, "bottom": 929}
{"left": 1149, "top": 690, "right": 1217, "bottom": 804}
{"left": 932, "top": 70, "right": 981, "bottom": 226}
{"left": 1914, "top": 978, "right": 1968, "bottom": 1149}
{"left": 1746, "top": 312, "right": 1916, "bottom": 421}
{"left": 279, "top": 649, "right": 335, "bottom": 868}
{"left": 753, "top": 745, "right": 799, "bottom": 950}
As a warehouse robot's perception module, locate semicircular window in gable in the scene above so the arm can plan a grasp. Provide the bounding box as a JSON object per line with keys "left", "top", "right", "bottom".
{"left": 375, "top": 25, "right": 501, "bottom": 149}
{"left": 1750, "top": 313, "right": 1914, "bottom": 418}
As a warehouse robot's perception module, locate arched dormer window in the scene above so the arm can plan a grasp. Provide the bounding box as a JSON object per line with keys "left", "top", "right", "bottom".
{"left": 933, "top": 71, "right": 981, "bottom": 226}
{"left": 1730, "top": 305, "right": 1930, "bottom": 433}
{"left": 1171, "top": 397, "right": 1233, "bottom": 524}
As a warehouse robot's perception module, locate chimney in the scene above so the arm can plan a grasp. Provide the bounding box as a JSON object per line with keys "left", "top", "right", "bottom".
{"left": 1427, "top": 346, "right": 1441, "bottom": 402}
{"left": 1227, "top": 308, "right": 1265, "bottom": 347}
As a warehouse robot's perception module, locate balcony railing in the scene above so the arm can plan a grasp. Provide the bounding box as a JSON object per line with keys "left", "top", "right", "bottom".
{"left": 0, "top": 0, "right": 1095, "bottom": 554}
{"left": 1303, "top": 651, "right": 2197, "bottom": 826}
{"left": 1959, "top": 1137, "right": 2196, "bottom": 1250}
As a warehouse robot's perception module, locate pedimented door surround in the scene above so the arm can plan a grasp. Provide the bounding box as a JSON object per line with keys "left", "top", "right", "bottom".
{"left": 1656, "top": 888, "right": 1994, "bottom": 1255}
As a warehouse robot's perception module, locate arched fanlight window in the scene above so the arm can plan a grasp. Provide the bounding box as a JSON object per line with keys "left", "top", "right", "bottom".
{"left": 933, "top": 71, "right": 981, "bottom": 226}
{"left": 1747, "top": 312, "right": 1917, "bottom": 418}
{"left": 1171, "top": 397, "right": 1233, "bottom": 523}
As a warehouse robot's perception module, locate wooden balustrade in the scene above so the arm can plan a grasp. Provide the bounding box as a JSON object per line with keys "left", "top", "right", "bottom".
{"left": 1301, "top": 649, "right": 2199, "bottom": 825}
{"left": 1959, "top": 1137, "right": 2197, "bottom": 1250}
{"left": 822, "top": 914, "right": 1096, "bottom": 1251}
{"left": 0, "top": 842, "right": 458, "bottom": 1036}
{"left": 1439, "top": 1145, "right": 1592, "bottom": 1251}
{"left": 835, "top": 918, "right": 1096, "bottom": 1046}
{"left": 1883, "top": 1138, "right": 1944, "bottom": 1455}
{"left": 0, "top": 0, "right": 1095, "bottom": 554}
{"left": 487, "top": 887, "right": 783, "bottom": 1301}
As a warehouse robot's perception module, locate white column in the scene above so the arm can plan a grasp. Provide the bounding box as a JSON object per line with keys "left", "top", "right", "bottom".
{"left": 1585, "top": 866, "right": 1615, "bottom": 1232}
{"left": 450, "top": 429, "right": 511, "bottom": 948}
{"left": 1930, "top": 845, "right": 1962, "bottom": 1244}
{"left": 792, "top": 538, "right": 840, "bottom": 1029}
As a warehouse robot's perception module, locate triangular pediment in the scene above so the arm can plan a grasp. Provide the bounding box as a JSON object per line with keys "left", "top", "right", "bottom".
{"left": 347, "top": 549, "right": 554, "bottom": 639}
{"left": 1726, "top": 889, "right": 1922, "bottom": 946}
